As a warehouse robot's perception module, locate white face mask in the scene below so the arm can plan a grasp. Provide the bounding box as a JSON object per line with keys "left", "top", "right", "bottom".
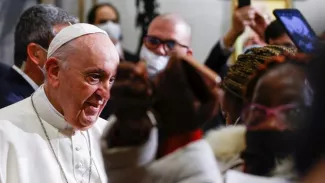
{"left": 38, "top": 65, "right": 46, "bottom": 76}
{"left": 97, "top": 21, "right": 122, "bottom": 41}
{"left": 139, "top": 45, "right": 170, "bottom": 77}
{"left": 37, "top": 44, "right": 48, "bottom": 77}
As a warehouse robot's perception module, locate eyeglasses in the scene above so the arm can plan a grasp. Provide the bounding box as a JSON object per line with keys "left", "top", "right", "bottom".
{"left": 241, "top": 103, "right": 307, "bottom": 130}
{"left": 143, "top": 35, "right": 189, "bottom": 52}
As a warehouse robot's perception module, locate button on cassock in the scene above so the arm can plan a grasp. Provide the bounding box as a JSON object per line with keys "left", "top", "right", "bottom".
{"left": 75, "top": 146, "right": 81, "bottom": 151}
{"left": 75, "top": 162, "right": 83, "bottom": 169}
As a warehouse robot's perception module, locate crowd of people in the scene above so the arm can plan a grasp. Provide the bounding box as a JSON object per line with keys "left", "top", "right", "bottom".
{"left": 0, "top": 2, "right": 325, "bottom": 183}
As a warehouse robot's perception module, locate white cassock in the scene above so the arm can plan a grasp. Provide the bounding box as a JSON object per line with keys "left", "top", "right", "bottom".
{"left": 0, "top": 86, "right": 109, "bottom": 183}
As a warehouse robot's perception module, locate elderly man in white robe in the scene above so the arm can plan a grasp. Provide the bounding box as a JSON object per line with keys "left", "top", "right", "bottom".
{"left": 0, "top": 23, "right": 119, "bottom": 183}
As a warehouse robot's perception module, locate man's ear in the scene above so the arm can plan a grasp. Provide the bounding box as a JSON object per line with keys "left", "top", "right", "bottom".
{"left": 45, "top": 58, "right": 60, "bottom": 87}
{"left": 27, "top": 43, "right": 45, "bottom": 65}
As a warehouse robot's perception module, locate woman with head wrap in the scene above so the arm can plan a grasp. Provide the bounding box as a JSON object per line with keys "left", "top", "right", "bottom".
{"left": 222, "top": 45, "right": 296, "bottom": 125}
{"left": 239, "top": 53, "right": 312, "bottom": 181}
{"left": 205, "top": 45, "right": 308, "bottom": 176}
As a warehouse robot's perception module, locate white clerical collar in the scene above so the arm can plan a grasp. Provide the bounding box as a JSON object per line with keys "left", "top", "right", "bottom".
{"left": 12, "top": 65, "right": 39, "bottom": 90}
{"left": 32, "top": 85, "right": 74, "bottom": 133}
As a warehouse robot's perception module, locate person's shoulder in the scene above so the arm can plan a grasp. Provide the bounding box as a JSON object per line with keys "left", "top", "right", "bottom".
{"left": 0, "top": 63, "right": 10, "bottom": 78}
{"left": 0, "top": 98, "right": 34, "bottom": 125}
{"left": 178, "top": 139, "right": 219, "bottom": 166}
{"left": 0, "top": 75, "right": 27, "bottom": 108}
{"left": 150, "top": 139, "right": 222, "bottom": 182}
{"left": 225, "top": 170, "right": 292, "bottom": 183}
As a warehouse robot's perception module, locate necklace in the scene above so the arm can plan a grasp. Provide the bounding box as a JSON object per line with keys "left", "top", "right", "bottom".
{"left": 234, "top": 117, "right": 241, "bottom": 125}
{"left": 30, "top": 93, "right": 92, "bottom": 183}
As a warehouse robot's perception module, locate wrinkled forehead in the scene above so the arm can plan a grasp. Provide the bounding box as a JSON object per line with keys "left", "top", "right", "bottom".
{"left": 252, "top": 64, "right": 309, "bottom": 106}
{"left": 147, "top": 19, "right": 191, "bottom": 45}
{"left": 65, "top": 33, "right": 119, "bottom": 73}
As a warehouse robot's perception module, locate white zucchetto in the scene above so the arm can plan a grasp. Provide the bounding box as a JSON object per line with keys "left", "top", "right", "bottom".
{"left": 47, "top": 23, "right": 108, "bottom": 59}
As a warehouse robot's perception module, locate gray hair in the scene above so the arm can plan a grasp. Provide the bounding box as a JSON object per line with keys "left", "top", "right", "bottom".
{"left": 14, "top": 4, "right": 78, "bottom": 67}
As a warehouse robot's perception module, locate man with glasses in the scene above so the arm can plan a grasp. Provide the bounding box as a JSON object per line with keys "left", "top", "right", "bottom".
{"left": 0, "top": 4, "right": 78, "bottom": 109}
{"left": 139, "top": 13, "right": 192, "bottom": 78}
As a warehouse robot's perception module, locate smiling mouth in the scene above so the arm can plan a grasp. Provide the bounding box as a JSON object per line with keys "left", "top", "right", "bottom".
{"left": 85, "top": 101, "right": 103, "bottom": 113}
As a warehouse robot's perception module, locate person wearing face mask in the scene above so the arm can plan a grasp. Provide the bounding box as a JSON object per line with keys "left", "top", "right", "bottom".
{"left": 87, "top": 3, "right": 139, "bottom": 62}
{"left": 221, "top": 53, "right": 312, "bottom": 183}
{"left": 98, "top": 13, "right": 193, "bottom": 119}
{"left": 138, "top": 13, "right": 193, "bottom": 78}
{"left": 0, "top": 4, "right": 77, "bottom": 109}
{"left": 205, "top": 45, "right": 296, "bottom": 175}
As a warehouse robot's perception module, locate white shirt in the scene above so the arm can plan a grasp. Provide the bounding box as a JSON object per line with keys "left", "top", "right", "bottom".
{"left": 0, "top": 86, "right": 109, "bottom": 183}
{"left": 12, "top": 65, "right": 39, "bottom": 90}
{"left": 225, "top": 170, "right": 293, "bottom": 183}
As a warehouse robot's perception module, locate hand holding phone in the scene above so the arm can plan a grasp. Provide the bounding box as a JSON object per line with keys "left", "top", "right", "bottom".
{"left": 273, "top": 9, "right": 318, "bottom": 53}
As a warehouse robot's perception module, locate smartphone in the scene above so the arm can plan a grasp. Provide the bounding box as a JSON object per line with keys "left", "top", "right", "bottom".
{"left": 238, "top": 0, "right": 251, "bottom": 8}
{"left": 273, "top": 9, "right": 318, "bottom": 53}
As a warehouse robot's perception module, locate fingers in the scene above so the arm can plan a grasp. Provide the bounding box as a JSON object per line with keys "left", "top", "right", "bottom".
{"left": 235, "top": 6, "right": 269, "bottom": 30}
{"left": 236, "top": 6, "right": 255, "bottom": 22}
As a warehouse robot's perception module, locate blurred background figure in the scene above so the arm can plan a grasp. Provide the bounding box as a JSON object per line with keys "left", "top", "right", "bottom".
{"left": 0, "top": 4, "right": 77, "bottom": 109}
{"left": 294, "top": 44, "right": 325, "bottom": 183}
{"left": 88, "top": 3, "right": 139, "bottom": 62}
{"left": 241, "top": 54, "right": 312, "bottom": 180}
{"left": 221, "top": 45, "right": 295, "bottom": 125}
{"left": 264, "top": 20, "right": 295, "bottom": 47}
{"left": 205, "top": 45, "right": 297, "bottom": 174}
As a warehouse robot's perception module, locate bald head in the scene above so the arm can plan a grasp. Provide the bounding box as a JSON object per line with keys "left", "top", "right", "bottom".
{"left": 145, "top": 13, "right": 192, "bottom": 56}
{"left": 149, "top": 13, "right": 191, "bottom": 45}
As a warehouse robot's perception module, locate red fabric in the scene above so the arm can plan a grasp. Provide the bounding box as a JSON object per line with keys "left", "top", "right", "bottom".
{"left": 159, "top": 129, "right": 203, "bottom": 156}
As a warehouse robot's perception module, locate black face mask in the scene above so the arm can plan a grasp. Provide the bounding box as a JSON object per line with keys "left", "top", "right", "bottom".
{"left": 241, "top": 130, "right": 297, "bottom": 176}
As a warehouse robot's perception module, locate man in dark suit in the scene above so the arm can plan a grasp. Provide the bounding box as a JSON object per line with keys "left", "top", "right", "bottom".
{"left": 0, "top": 63, "right": 10, "bottom": 78}
{"left": 0, "top": 4, "right": 77, "bottom": 109}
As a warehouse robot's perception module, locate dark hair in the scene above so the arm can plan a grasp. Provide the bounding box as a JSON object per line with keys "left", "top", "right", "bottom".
{"left": 14, "top": 4, "right": 78, "bottom": 67}
{"left": 294, "top": 44, "right": 325, "bottom": 178}
{"left": 264, "top": 20, "right": 287, "bottom": 44}
{"left": 87, "top": 3, "right": 120, "bottom": 24}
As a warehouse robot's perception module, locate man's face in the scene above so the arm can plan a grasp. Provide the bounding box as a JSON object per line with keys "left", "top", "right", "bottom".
{"left": 95, "top": 6, "right": 118, "bottom": 24}
{"left": 54, "top": 34, "right": 119, "bottom": 130}
{"left": 146, "top": 19, "right": 191, "bottom": 56}
{"left": 269, "top": 33, "right": 295, "bottom": 48}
